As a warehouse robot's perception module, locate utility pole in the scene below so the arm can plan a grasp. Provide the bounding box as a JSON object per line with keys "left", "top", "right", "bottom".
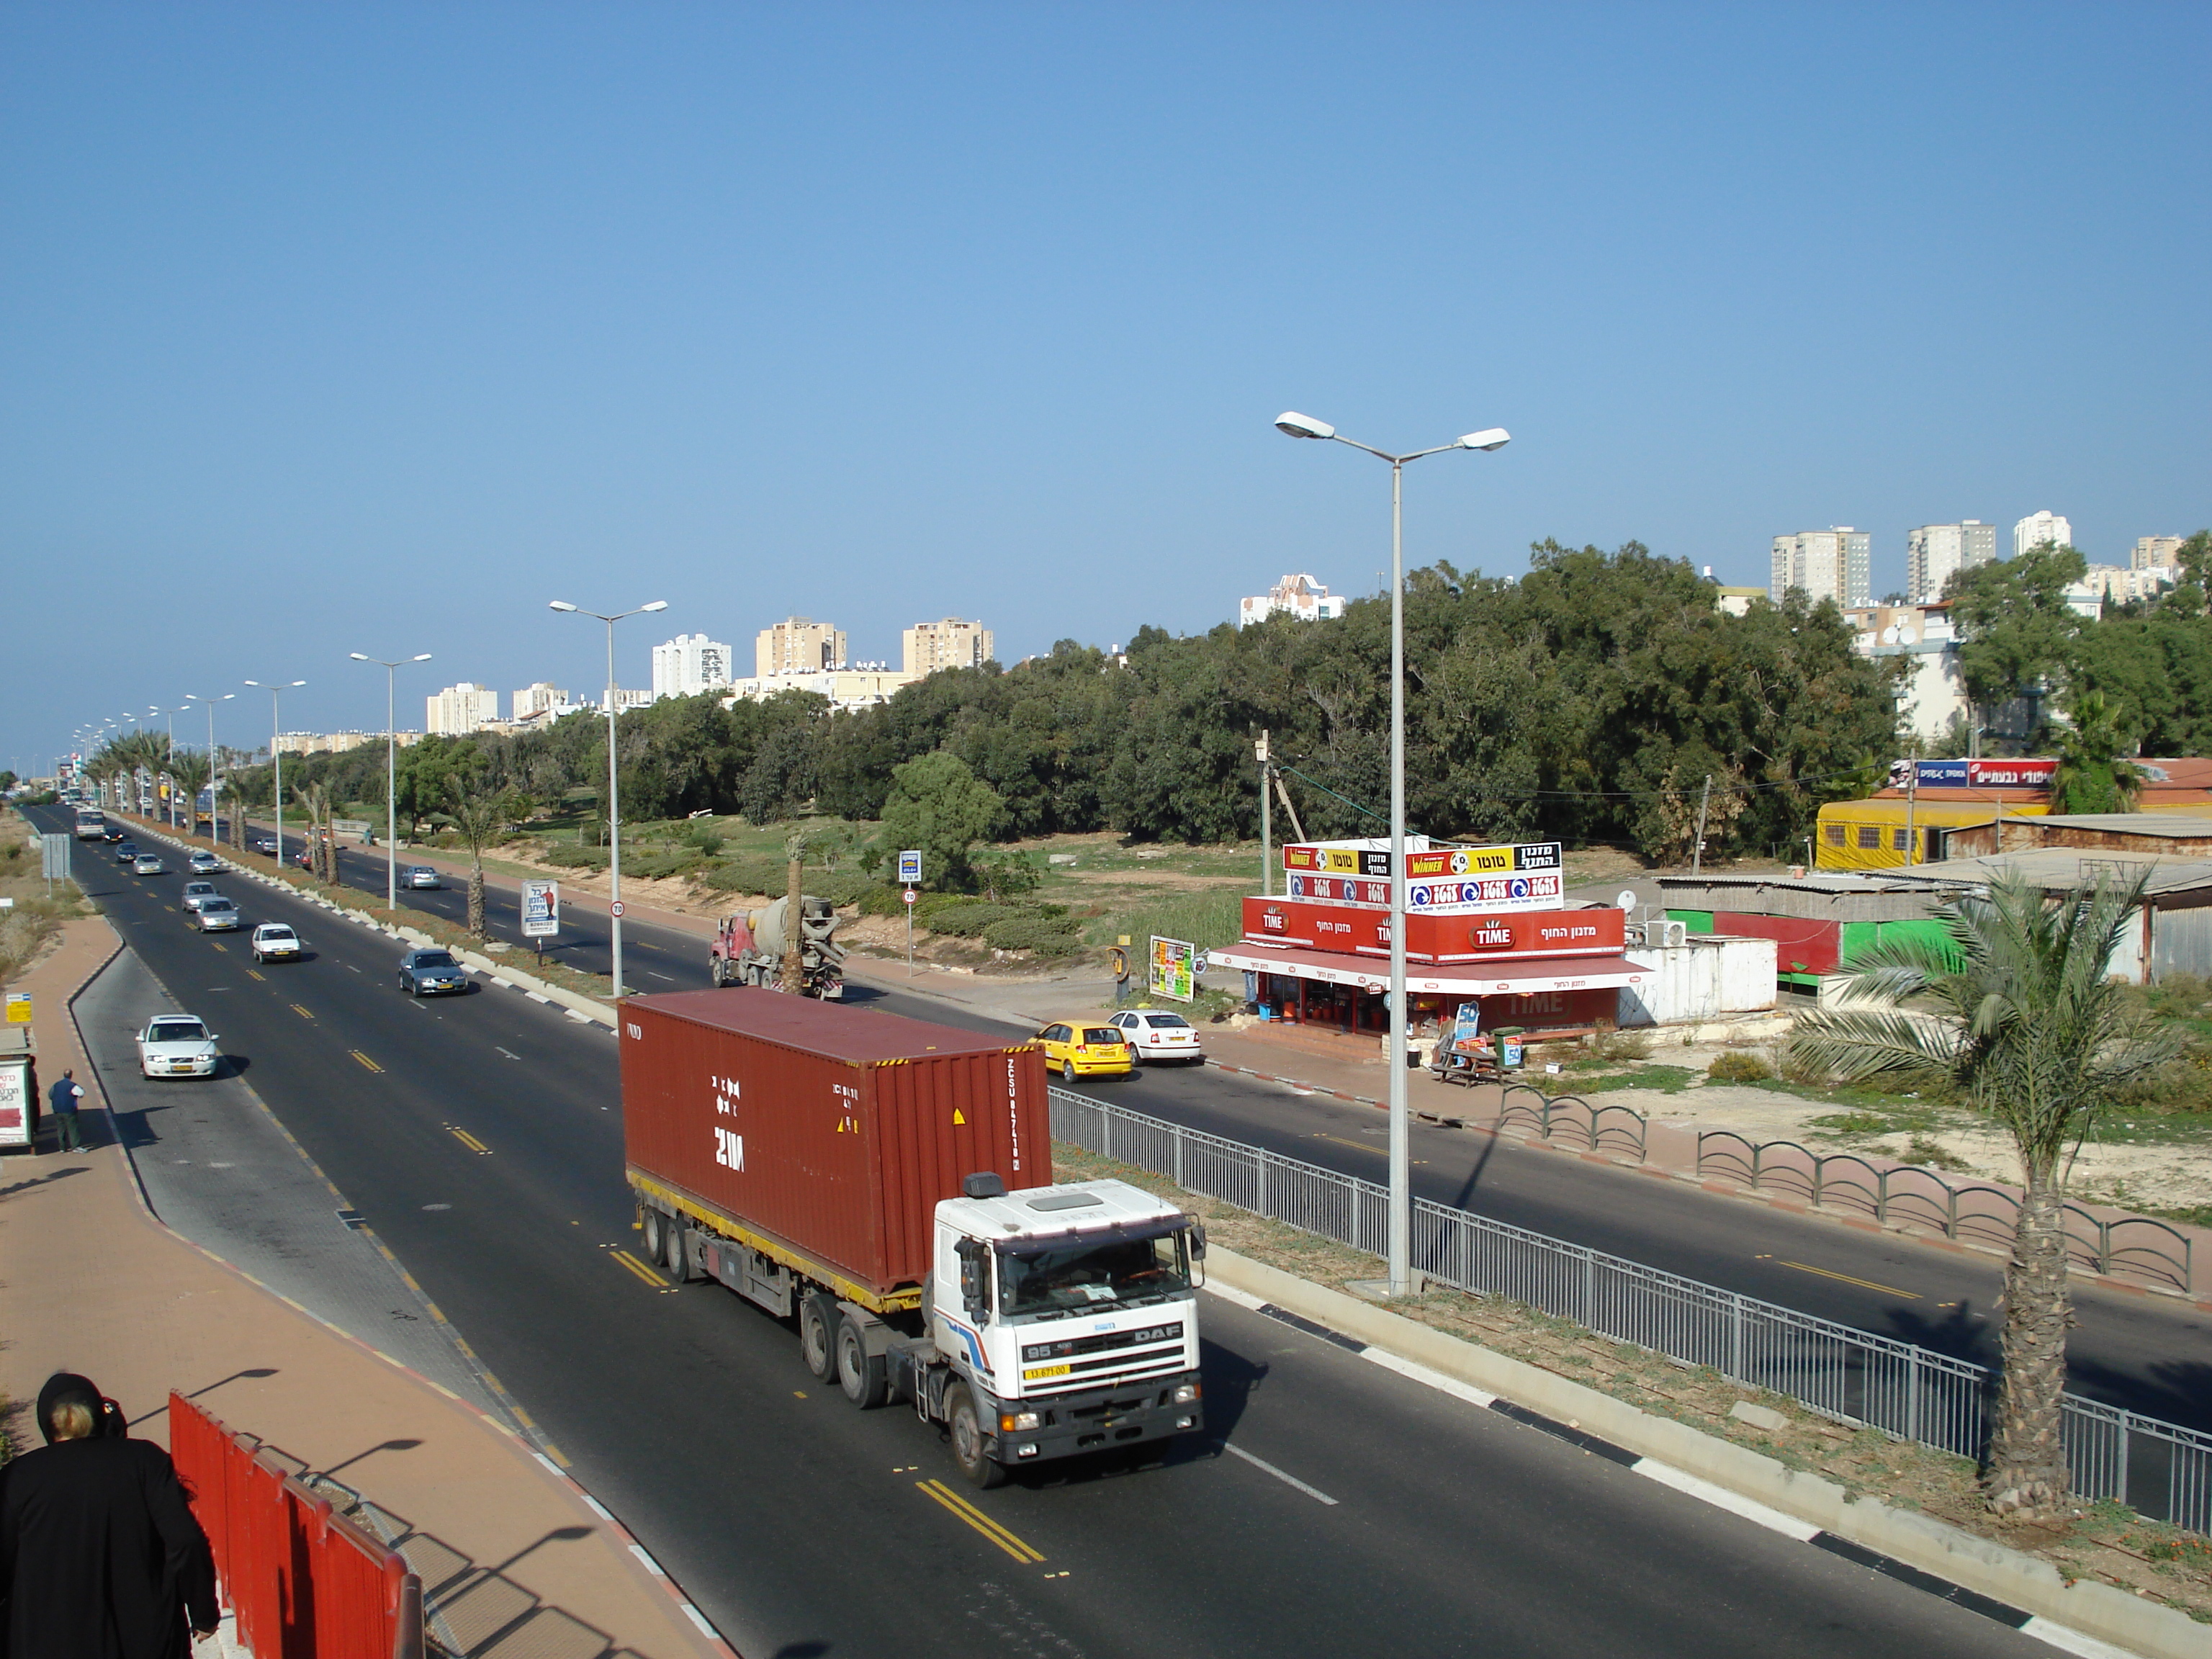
{"left": 1257, "top": 730, "right": 1272, "bottom": 897}
{"left": 1691, "top": 775, "right": 1712, "bottom": 875}
{"left": 1904, "top": 742, "right": 1918, "bottom": 867}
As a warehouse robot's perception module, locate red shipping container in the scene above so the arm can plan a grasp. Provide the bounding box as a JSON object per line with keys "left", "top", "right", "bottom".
{"left": 621, "top": 992, "right": 1051, "bottom": 1306}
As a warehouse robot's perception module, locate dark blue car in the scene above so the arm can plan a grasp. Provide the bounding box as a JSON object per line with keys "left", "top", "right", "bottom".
{"left": 397, "top": 948, "right": 471, "bottom": 997}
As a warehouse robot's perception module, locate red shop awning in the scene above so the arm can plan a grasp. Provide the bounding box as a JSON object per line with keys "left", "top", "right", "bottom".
{"left": 1209, "top": 941, "right": 1652, "bottom": 995}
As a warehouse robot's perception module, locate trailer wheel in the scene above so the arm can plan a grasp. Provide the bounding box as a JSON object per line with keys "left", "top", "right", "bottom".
{"left": 640, "top": 1209, "right": 666, "bottom": 1263}
{"left": 947, "top": 1385, "right": 1007, "bottom": 1488}
{"left": 799, "top": 1294, "right": 839, "bottom": 1381}
{"left": 663, "top": 1217, "right": 692, "bottom": 1280}
{"left": 836, "top": 1316, "right": 889, "bottom": 1408}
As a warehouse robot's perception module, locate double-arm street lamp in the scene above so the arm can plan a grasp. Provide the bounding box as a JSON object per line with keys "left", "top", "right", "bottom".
{"left": 245, "top": 680, "right": 307, "bottom": 866}
{"left": 184, "top": 693, "right": 234, "bottom": 841}
{"left": 1274, "top": 410, "right": 1510, "bottom": 1297}
{"left": 548, "top": 598, "right": 667, "bottom": 999}
{"left": 350, "top": 652, "right": 433, "bottom": 908}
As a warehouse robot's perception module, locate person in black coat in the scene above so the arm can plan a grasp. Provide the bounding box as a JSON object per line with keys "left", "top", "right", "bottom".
{"left": 0, "top": 1372, "right": 219, "bottom": 1659}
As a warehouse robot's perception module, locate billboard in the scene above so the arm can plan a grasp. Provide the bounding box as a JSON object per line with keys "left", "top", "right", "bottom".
{"left": 1149, "top": 936, "right": 1197, "bottom": 1002}
{"left": 1243, "top": 899, "right": 1624, "bottom": 963}
{"left": 1890, "top": 758, "right": 2056, "bottom": 791}
{"left": 1281, "top": 840, "right": 1563, "bottom": 881}
{"left": 1285, "top": 868, "right": 1563, "bottom": 912}
{"left": 521, "top": 880, "right": 560, "bottom": 939}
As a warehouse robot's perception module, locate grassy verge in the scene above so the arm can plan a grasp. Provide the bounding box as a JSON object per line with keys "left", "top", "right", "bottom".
{"left": 2, "top": 812, "right": 93, "bottom": 980}
{"left": 1051, "top": 1140, "right": 2212, "bottom": 1622}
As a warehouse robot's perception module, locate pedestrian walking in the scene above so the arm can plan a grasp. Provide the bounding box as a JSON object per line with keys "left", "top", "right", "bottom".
{"left": 47, "top": 1069, "right": 86, "bottom": 1154}
{"left": 0, "top": 1372, "right": 219, "bottom": 1658}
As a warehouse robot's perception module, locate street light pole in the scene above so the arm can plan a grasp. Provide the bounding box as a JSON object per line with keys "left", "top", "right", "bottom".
{"left": 1275, "top": 412, "right": 1510, "bottom": 1297}
{"left": 185, "top": 693, "right": 235, "bottom": 843}
{"left": 549, "top": 598, "right": 668, "bottom": 999}
{"left": 246, "top": 680, "right": 306, "bottom": 866}
{"left": 350, "top": 653, "right": 432, "bottom": 908}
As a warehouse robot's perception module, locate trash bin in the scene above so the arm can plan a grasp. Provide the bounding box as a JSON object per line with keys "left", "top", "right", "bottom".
{"left": 1493, "top": 1027, "right": 1526, "bottom": 1070}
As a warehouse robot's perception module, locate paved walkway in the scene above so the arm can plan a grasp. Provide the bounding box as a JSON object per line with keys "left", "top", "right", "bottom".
{"left": 0, "top": 919, "right": 729, "bottom": 1659}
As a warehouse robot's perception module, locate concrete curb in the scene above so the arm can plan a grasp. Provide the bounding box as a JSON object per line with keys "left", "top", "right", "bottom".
{"left": 1202, "top": 1246, "right": 2204, "bottom": 1659}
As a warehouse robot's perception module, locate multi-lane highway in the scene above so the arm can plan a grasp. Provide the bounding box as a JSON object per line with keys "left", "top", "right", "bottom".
{"left": 220, "top": 815, "right": 2212, "bottom": 1432}
{"left": 44, "top": 807, "right": 2066, "bottom": 1658}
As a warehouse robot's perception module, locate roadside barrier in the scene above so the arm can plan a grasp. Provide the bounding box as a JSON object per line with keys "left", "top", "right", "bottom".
{"left": 1694, "top": 1130, "right": 2196, "bottom": 1293}
{"left": 171, "top": 1393, "right": 424, "bottom": 1658}
{"left": 1493, "top": 1083, "right": 1647, "bottom": 1159}
{"left": 1049, "top": 1087, "right": 2212, "bottom": 1537}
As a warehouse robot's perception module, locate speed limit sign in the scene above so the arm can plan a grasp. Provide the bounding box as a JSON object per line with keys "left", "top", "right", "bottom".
{"left": 902, "top": 888, "right": 917, "bottom": 906}
{"left": 611, "top": 901, "right": 626, "bottom": 917}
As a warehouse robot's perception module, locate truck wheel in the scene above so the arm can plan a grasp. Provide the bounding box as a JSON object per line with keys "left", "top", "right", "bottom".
{"left": 640, "top": 1209, "right": 666, "bottom": 1263}
{"left": 947, "top": 1385, "right": 1007, "bottom": 1489}
{"left": 836, "top": 1315, "right": 889, "bottom": 1408}
{"left": 663, "top": 1218, "right": 692, "bottom": 1280}
{"left": 799, "top": 1294, "right": 839, "bottom": 1381}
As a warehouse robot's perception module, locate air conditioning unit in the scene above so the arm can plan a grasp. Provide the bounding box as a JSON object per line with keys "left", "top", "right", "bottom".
{"left": 1645, "top": 920, "right": 1688, "bottom": 949}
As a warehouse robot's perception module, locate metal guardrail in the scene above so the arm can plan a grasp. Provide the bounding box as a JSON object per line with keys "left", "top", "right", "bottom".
{"left": 1694, "top": 1130, "right": 2196, "bottom": 1292}
{"left": 1494, "top": 1083, "right": 1647, "bottom": 1159}
{"left": 1049, "top": 1086, "right": 2212, "bottom": 1537}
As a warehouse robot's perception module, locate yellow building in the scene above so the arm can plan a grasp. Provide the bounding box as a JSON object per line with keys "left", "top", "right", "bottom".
{"left": 1814, "top": 797, "right": 2049, "bottom": 871}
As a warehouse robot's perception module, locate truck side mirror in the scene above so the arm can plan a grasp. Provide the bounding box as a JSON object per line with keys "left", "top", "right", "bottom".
{"left": 956, "top": 1237, "right": 989, "bottom": 1321}
{"left": 1189, "top": 1220, "right": 1208, "bottom": 1260}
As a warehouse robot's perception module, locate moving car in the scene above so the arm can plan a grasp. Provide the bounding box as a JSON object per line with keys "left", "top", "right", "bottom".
{"left": 180, "top": 881, "right": 220, "bottom": 912}
{"left": 132, "top": 853, "right": 167, "bottom": 876}
{"left": 194, "top": 897, "right": 241, "bottom": 932}
{"left": 398, "top": 866, "right": 442, "bottom": 890}
{"left": 137, "top": 1015, "right": 220, "bottom": 1079}
{"left": 396, "top": 948, "right": 469, "bottom": 997}
{"left": 114, "top": 840, "right": 141, "bottom": 863}
{"left": 1032, "top": 1019, "right": 1136, "bottom": 1082}
{"left": 250, "top": 923, "right": 303, "bottom": 963}
{"left": 187, "top": 850, "right": 220, "bottom": 873}
{"left": 1106, "top": 1009, "right": 1206, "bottom": 1065}
{"left": 103, "top": 824, "right": 125, "bottom": 842}
{"left": 249, "top": 834, "right": 277, "bottom": 854}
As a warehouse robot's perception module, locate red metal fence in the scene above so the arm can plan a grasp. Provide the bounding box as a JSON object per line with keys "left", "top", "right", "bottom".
{"left": 170, "top": 1393, "right": 424, "bottom": 1658}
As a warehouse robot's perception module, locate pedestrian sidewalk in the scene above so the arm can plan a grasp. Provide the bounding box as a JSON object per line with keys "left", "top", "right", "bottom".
{"left": 0, "top": 918, "right": 730, "bottom": 1659}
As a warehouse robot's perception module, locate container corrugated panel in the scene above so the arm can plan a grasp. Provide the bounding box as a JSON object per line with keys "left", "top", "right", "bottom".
{"left": 620, "top": 991, "right": 1051, "bottom": 1300}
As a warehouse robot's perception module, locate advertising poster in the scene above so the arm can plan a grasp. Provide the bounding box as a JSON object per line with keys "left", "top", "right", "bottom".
{"left": 1150, "top": 935, "right": 1196, "bottom": 1002}
{"left": 521, "top": 880, "right": 560, "bottom": 939}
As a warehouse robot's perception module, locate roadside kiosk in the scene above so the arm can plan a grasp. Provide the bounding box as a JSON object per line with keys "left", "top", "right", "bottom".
{"left": 0, "top": 1025, "right": 37, "bottom": 1153}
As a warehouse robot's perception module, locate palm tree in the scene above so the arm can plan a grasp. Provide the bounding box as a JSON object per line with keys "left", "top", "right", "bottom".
{"left": 293, "top": 782, "right": 334, "bottom": 884}
{"left": 1789, "top": 875, "right": 2180, "bottom": 1520}
{"left": 168, "top": 752, "right": 212, "bottom": 837}
{"left": 2048, "top": 691, "right": 2144, "bottom": 815}
{"left": 442, "top": 781, "right": 523, "bottom": 938}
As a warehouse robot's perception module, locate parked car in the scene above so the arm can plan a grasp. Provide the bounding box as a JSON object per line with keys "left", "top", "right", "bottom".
{"left": 398, "top": 866, "right": 442, "bottom": 890}
{"left": 187, "top": 850, "right": 221, "bottom": 873}
{"left": 1106, "top": 1010, "right": 1206, "bottom": 1065}
{"left": 1032, "top": 1019, "right": 1136, "bottom": 1082}
{"left": 250, "top": 923, "right": 303, "bottom": 963}
{"left": 194, "top": 897, "right": 242, "bottom": 932}
{"left": 114, "top": 840, "right": 142, "bottom": 863}
{"left": 137, "top": 1015, "right": 220, "bottom": 1079}
{"left": 180, "top": 881, "right": 220, "bottom": 912}
{"left": 396, "top": 948, "right": 470, "bottom": 997}
{"left": 132, "top": 853, "right": 167, "bottom": 876}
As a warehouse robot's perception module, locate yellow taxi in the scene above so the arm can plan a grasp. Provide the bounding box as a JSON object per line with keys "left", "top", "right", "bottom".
{"left": 1033, "top": 1017, "right": 1135, "bottom": 1082}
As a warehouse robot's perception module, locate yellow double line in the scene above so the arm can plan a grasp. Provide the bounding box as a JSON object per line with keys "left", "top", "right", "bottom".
{"left": 609, "top": 1249, "right": 670, "bottom": 1288}
{"left": 350, "top": 1051, "right": 382, "bottom": 1073}
{"left": 915, "top": 1480, "right": 1046, "bottom": 1563}
{"left": 449, "top": 1126, "right": 491, "bottom": 1155}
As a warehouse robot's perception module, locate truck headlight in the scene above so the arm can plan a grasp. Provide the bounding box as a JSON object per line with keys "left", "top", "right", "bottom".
{"left": 999, "top": 1411, "right": 1040, "bottom": 1432}
{"left": 1172, "top": 1382, "right": 1200, "bottom": 1405}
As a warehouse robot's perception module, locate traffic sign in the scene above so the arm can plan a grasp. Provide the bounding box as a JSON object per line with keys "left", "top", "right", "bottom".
{"left": 902, "top": 888, "right": 917, "bottom": 906}
{"left": 610, "top": 900, "right": 626, "bottom": 917}
{"left": 897, "top": 849, "right": 923, "bottom": 885}
{"left": 5, "top": 994, "right": 31, "bottom": 1025}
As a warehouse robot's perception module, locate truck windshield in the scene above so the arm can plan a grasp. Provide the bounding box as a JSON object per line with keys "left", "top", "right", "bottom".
{"left": 998, "top": 1230, "right": 1189, "bottom": 1318}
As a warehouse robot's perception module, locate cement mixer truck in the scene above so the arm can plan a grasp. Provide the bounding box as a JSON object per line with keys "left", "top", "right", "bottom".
{"left": 710, "top": 894, "right": 847, "bottom": 998}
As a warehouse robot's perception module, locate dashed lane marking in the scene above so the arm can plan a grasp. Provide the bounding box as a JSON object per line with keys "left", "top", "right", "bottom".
{"left": 1310, "top": 1132, "right": 1426, "bottom": 1164}
{"left": 289, "top": 1004, "right": 313, "bottom": 1020}
{"left": 350, "top": 1051, "right": 383, "bottom": 1074}
{"left": 608, "top": 1249, "right": 677, "bottom": 1291}
{"left": 495, "top": 1047, "right": 521, "bottom": 1061}
{"left": 1774, "top": 1259, "right": 1920, "bottom": 1300}
{"left": 1221, "top": 1442, "right": 1339, "bottom": 1506}
{"left": 915, "top": 1479, "right": 1048, "bottom": 1563}
{"left": 447, "top": 1126, "right": 492, "bottom": 1155}
{"left": 246, "top": 968, "right": 264, "bottom": 981}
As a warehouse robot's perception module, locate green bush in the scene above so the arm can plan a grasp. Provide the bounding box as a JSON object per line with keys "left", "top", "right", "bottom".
{"left": 912, "top": 891, "right": 979, "bottom": 925}
{"left": 858, "top": 882, "right": 908, "bottom": 916}
{"left": 1707, "top": 1050, "right": 1774, "bottom": 1083}
{"left": 540, "top": 844, "right": 611, "bottom": 870}
{"left": 626, "top": 851, "right": 703, "bottom": 881}
{"left": 928, "top": 903, "right": 1022, "bottom": 938}
{"left": 984, "top": 916, "right": 1086, "bottom": 956}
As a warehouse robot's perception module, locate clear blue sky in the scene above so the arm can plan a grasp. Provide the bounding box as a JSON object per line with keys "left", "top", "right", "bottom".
{"left": 6, "top": 3, "right": 2206, "bottom": 770}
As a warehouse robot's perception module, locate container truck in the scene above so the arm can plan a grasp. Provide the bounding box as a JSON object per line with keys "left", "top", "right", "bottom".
{"left": 621, "top": 991, "right": 1206, "bottom": 1487}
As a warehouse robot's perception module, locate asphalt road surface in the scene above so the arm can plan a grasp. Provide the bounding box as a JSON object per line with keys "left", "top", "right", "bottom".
{"left": 219, "top": 815, "right": 2212, "bottom": 1431}
{"left": 45, "top": 809, "right": 2069, "bottom": 1659}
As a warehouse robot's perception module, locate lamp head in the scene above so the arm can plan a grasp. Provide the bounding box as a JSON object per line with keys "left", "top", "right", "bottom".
{"left": 1274, "top": 411, "right": 1335, "bottom": 441}
{"left": 1457, "top": 428, "right": 1511, "bottom": 452}
{"left": 548, "top": 601, "right": 578, "bottom": 613}
{"left": 410, "top": 653, "right": 432, "bottom": 662}
{"left": 640, "top": 601, "right": 669, "bottom": 613}
{"left": 349, "top": 652, "right": 370, "bottom": 662}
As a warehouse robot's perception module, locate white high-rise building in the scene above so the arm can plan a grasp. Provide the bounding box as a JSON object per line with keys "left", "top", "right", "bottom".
{"left": 513, "top": 682, "right": 570, "bottom": 719}
{"left": 2133, "top": 536, "right": 2186, "bottom": 571}
{"left": 2013, "top": 510, "right": 2074, "bottom": 557}
{"left": 1905, "top": 521, "right": 1997, "bottom": 602}
{"left": 652, "top": 634, "right": 733, "bottom": 700}
{"left": 1769, "top": 528, "right": 1871, "bottom": 608}
{"left": 427, "top": 683, "right": 500, "bottom": 735}
{"left": 1238, "top": 573, "right": 1348, "bottom": 626}
{"left": 902, "top": 618, "right": 994, "bottom": 677}
{"left": 755, "top": 617, "right": 848, "bottom": 679}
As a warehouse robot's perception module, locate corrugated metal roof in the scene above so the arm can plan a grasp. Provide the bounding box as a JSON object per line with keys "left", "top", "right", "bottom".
{"left": 1886, "top": 849, "right": 2212, "bottom": 896}
{"left": 2027, "top": 814, "right": 2212, "bottom": 837}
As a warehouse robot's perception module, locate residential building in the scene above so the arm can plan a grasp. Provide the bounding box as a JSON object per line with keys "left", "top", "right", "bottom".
{"left": 2082, "top": 564, "right": 2174, "bottom": 607}
{"left": 725, "top": 667, "right": 920, "bottom": 712}
{"left": 1905, "top": 521, "right": 1997, "bottom": 602}
{"left": 597, "top": 688, "right": 655, "bottom": 713}
{"left": 1841, "top": 601, "right": 1966, "bottom": 743}
{"left": 1769, "top": 528, "right": 1871, "bottom": 608}
{"left": 513, "top": 682, "right": 570, "bottom": 720}
{"left": 903, "top": 618, "right": 994, "bottom": 677}
{"left": 2013, "top": 510, "right": 2073, "bottom": 557}
{"left": 274, "top": 730, "right": 424, "bottom": 756}
{"left": 754, "top": 616, "right": 848, "bottom": 680}
{"left": 427, "top": 683, "right": 499, "bottom": 736}
{"left": 1238, "top": 573, "right": 1348, "bottom": 626}
{"left": 651, "top": 634, "right": 733, "bottom": 700}
{"left": 2133, "top": 536, "right": 2187, "bottom": 571}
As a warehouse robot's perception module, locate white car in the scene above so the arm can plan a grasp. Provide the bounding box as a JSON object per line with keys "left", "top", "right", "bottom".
{"left": 181, "top": 881, "right": 220, "bottom": 912}
{"left": 132, "top": 853, "right": 167, "bottom": 876}
{"left": 251, "top": 922, "right": 303, "bottom": 963}
{"left": 1107, "top": 1010, "right": 1206, "bottom": 1064}
{"left": 194, "top": 897, "right": 242, "bottom": 932}
{"left": 398, "top": 866, "right": 442, "bottom": 890}
{"left": 138, "top": 1015, "right": 220, "bottom": 1079}
{"left": 187, "top": 850, "right": 221, "bottom": 873}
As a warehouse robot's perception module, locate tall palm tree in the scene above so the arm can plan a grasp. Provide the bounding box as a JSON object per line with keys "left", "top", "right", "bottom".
{"left": 293, "top": 782, "right": 334, "bottom": 884}
{"left": 168, "top": 752, "right": 212, "bottom": 836}
{"left": 781, "top": 827, "right": 811, "bottom": 992}
{"left": 2048, "top": 691, "right": 2144, "bottom": 816}
{"left": 442, "top": 781, "right": 523, "bottom": 938}
{"left": 1790, "top": 875, "right": 2180, "bottom": 1520}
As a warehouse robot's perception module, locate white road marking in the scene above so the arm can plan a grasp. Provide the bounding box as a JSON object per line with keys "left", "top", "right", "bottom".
{"left": 2017, "top": 1617, "right": 2143, "bottom": 1659}
{"left": 646, "top": 971, "right": 677, "bottom": 981}
{"left": 1629, "top": 1460, "right": 1820, "bottom": 1539}
{"left": 495, "top": 1047, "right": 522, "bottom": 1061}
{"left": 1222, "top": 1442, "right": 1338, "bottom": 1506}
{"left": 1359, "top": 1347, "right": 1497, "bottom": 1409}
{"left": 1205, "top": 1283, "right": 1267, "bottom": 1312}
